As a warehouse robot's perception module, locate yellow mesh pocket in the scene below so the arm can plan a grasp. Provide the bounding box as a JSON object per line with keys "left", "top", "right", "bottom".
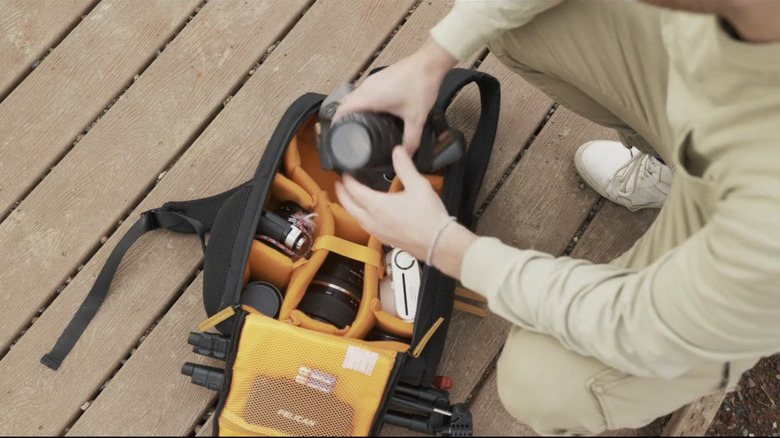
{"left": 219, "top": 314, "right": 397, "bottom": 437}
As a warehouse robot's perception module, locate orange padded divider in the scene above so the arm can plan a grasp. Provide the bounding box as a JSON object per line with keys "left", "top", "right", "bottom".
{"left": 277, "top": 191, "right": 335, "bottom": 321}
{"left": 268, "top": 172, "right": 314, "bottom": 211}
{"left": 330, "top": 202, "right": 370, "bottom": 245}
{"left": 286, "top": 116, "right": 342, "bottom": 201}
{"left": 370, "top": 299, "right": 414, "bottom": 339}
{"left": 312, "top": 235, "right": 382, "bottom": 272}
{"left": 247, "top": 240, "right": 294, "bottom": 291}
{"left": 289, "top": 309, "right": 349, "bottom": 336}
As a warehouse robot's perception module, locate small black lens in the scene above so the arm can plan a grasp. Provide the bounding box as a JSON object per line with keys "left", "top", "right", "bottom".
{"left": 297, "top": 253, "right": 364, "bottom": 329}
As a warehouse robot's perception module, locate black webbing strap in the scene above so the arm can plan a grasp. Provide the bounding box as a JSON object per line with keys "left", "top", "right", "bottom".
{"left": 41, "top": 209, "right": 206, "bottom": 370}
{"left": 434, "top": 68, "right": 501, "bottom": 229}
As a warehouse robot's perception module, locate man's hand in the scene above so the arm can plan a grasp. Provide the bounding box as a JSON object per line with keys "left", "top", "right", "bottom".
{"left": 335, "top": 147, "right": 477, "bottom": 279}
{"left": 333, "top": 38, "right": 457, "bottom": 154}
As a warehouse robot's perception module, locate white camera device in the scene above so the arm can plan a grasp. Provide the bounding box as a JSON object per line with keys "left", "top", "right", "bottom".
{"left": 379, "top": 248, "right": 421, "bottom": 322}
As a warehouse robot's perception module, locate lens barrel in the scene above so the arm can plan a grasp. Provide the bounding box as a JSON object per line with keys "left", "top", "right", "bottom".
{"left": 256, "top": 202, "right": 310, "bottom": 257}
{"left": 330, "top": 112, "right": 402, "bottom": 172}
{"left": 297, "top": 254, "right": 364, "bottom": 329}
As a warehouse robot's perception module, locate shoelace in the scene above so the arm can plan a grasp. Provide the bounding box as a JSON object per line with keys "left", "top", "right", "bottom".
{"left": 613, "top": 152, "right": 659, "bottom": 196}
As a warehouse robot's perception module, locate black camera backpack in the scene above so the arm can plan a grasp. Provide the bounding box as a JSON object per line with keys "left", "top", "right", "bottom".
{"left": 43, "top": 67, "right": 500, "bottom": 436}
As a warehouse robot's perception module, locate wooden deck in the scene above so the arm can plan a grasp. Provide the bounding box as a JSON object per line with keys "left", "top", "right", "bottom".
{"left": 0, "top": 1, "right": 715, "bottom": 436}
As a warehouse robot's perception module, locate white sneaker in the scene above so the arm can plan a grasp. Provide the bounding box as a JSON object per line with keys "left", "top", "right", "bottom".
{"left": 574, "top": 140, "right": 672, "bottom": 212}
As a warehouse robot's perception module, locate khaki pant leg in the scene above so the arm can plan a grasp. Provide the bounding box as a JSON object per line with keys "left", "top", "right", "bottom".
{"left": 487, "top": 0, "right": 675, "bottom": 164}
{"left": 496, "top": 327, "right": 746, "bottom": 437}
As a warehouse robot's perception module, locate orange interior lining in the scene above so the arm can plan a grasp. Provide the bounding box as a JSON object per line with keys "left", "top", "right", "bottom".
{"left": 247, "top": 114, "right": 446, "bottom": 347}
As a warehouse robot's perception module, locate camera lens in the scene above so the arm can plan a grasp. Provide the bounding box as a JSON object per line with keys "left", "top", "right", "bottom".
{"left": 256, "top": 202, "right": 312, "bottom": 258}
{"left": 297, "top": 253, "right": 364, "bottom": 329}
{"left": 330, "top": 112, "right": 402, "bottom": 172}
{"left": 331, "top": 122, "right": 372, "bottom": 170}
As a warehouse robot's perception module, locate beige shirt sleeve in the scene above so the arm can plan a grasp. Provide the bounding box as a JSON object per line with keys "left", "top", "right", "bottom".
{"left": 430, "top": 0, "right": 565, "bottom": 61}
{"left": 460, "top": 159, "right": 780, "bottom": 379}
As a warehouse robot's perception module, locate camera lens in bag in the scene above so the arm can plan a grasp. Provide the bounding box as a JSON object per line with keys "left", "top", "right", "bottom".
{"left": 297, "top": 253, "right": 364, "bottom": 329}
{"left": 256, "top": 201, "right": 314, "bottom": 259}
{"left": 329, "top": 112, "right": 402, "bottom": 172}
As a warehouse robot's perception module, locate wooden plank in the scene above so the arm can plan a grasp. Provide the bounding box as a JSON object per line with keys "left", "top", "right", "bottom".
{"left": 0, "top": 1, "right": 417, "bottom": 435}
{"left": 197, "top": 414, "right": 215, "bottom": 437}
{"left": 569, "top": 201, "right": 659, "bottom": 263}
{"left": 66, "top": 275, "right": 222, "bottom": 436}
{"left": 661, "top": 392, "right": 726, "bottom": 437}
{"left": 443, "top": 55, "right": 554, "bottom": 210}
{"left": 476, "top": 108, "right": 614, "bottom": 253}
{"left": 453, "top": 300, "right": 489, "bottom": 318}
{"left": 0, "top": 0, "right": 200, "bottom": 218}
{"left": 435, "top": 108, "right": 616, "bottom": 405}
{"left": 0, "top": 0, "right": 307, "bottom": 356}
{"left": 73, "top": 2, "right": 446, "bottom": 436}
{"left": 0, "top": 0, "right": 95, "bottom": 99}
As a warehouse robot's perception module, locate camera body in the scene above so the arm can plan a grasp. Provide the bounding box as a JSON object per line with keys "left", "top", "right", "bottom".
{"left": 315, "top": 83, "right": 466, "bottom": 190}
{"left": 379, "top": 247, "right": 421, "bottom": 322}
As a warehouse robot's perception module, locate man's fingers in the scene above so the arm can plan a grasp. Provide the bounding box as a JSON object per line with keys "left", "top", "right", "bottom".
{"left": 333, "top": 90, "right": 384, "bottom": 123}
{"left": 341, "top": 174, "right": 385, "bottom": 211}
{"left": 392, "top": 146, "right": 426, "bottom": 189}
{"left": 401, "top": 118, "right": 424, "bottom": 154}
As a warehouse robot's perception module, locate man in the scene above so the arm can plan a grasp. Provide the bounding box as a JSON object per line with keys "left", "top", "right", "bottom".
{"left": 333, "top": 0, "right": 780, "bottom": 435}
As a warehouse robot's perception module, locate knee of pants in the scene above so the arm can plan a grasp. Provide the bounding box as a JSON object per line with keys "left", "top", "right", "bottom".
{"left": 495, "top": 328, "right": 609, "bottom": 436}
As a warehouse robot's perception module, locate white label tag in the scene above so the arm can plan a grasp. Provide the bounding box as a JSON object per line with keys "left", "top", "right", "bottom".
{"left": 342, "top": 346, "right": 379, "bottom": 376}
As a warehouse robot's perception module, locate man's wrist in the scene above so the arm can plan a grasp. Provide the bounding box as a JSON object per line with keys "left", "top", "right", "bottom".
{"left": 415, "top": 37, "right": 458, "bottom": 79}
{"left": 429, "top": 221, "right": 478, "bottom": 280}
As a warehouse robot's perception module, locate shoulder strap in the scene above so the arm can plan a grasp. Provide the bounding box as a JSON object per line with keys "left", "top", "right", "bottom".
{"left": 41, "top": 184, "right": 248, "bottom": 371}
{"left": 434, "top": 68, "right": 501, "bottom": 229}
{"left": 368, "top": 66, "right": 501, "bottom": 229}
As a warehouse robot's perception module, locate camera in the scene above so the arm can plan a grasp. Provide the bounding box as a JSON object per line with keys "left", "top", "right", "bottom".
{"left": 379, "top": 248, "right": 421, "bottom": 322}
{"left": 315, "top": 83, "right": 466, "bottom": 190}
{"left": 256, "top": 201, "right": 314, "bottom": 259}
{"left": 297, "top": 253, "right": 364, "bottom": 329}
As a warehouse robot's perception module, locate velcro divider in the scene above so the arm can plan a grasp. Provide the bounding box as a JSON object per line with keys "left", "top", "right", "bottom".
{"left": 312, "top": 235, "right": 382, "bottom": 272}
{"left": 370, "top": 299, "right": 414, "bottom": 338}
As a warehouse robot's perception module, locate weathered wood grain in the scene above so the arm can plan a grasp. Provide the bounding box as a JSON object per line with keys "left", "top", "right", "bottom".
{"left": 66, "top": 275, "right": 222, "bottom": 436}
{"left": 444, "top": 55, "right": 554, "bottom": 209}
{"left": 0, "top": 0, "right": 308, "bottom": 358}
{"left": 569, "top": 201, "right": 659, "bottom": 263}
{"left": 0, "top": 0, "right": 95, "bottom": 99}
{"left": 0, "top": 0, "right": 415, "bottom": 435}
{"left": 0, "top": 0, "right": 200, "bottom": 218}
{"left": 661, "top": 392, "right": 726, "bottom": 437}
